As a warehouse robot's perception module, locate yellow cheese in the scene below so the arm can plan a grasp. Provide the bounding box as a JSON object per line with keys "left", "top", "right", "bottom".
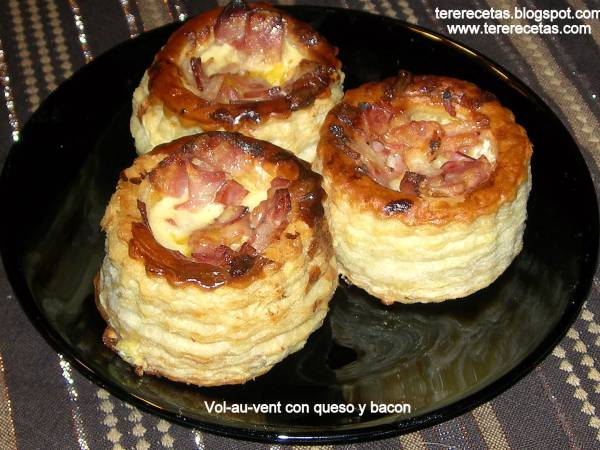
{"left": 237, "top": 166, "right": 271, "bottom": 209}
{"left": 410, "top": 111, "right": 453, "bottom": 125}
{"left": 199, "top": 39, "right": 304, "bottom": 85}
{"left": 468, "top": 137, "right": 495, "bottom": 163}
{"left": 147, "top": 167, "right": 273, "bottom": 255}
{"left": 148, "top": 194, "right": 225, "bottom": 255}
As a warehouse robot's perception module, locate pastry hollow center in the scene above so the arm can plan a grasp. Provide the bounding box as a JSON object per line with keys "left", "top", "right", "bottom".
{"left": 349, "top": 102, "right": 498, "bottom": 197}
{"left": 147, "top": 166, "right": 272, "bottom": 256}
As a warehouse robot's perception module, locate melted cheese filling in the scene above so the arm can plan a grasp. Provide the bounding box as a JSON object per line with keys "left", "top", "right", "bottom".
{"left": 468, "top": 137, "right": 495, "bottom": 163}
{"left": 148, "top": 195, "right": 225, "bottom": 256}
{"left": 199, "top": 39, "right": 305, "bottom": 86}
{"left": 409, "top": 111, "right": 453, "bottom": 125}
{"left": 148, "top": 168, "right": 272, "bottom": 255}
{"left": 386, "top": 138, "right": 493, "bottom": 191}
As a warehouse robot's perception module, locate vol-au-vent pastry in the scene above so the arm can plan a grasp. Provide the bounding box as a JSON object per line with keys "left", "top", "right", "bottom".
{"left": 131, "top": 0, "right": 344, "bottom": 163}
{"left": 316, "top": 71, "right": 532, "bottom": 304}
{"left": 96, "top": 132, "right": 338, "bottom": 386}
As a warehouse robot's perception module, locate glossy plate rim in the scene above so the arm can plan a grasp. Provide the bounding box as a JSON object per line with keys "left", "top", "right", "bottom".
{"left": 1, "top": 5, "right": 598, "bottom": 445}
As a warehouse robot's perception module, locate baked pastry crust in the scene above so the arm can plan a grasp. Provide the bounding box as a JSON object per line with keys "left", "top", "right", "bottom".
{"left": 97, "top": 132, "right": 337, "bottom": 386}
{"left": 131, "top": 0, "right": 343, "bottom": 162}
{"left": 316, "top": 71, "right": 532, "bottom": 304}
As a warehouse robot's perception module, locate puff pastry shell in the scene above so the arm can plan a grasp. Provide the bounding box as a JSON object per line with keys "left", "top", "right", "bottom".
{"left": 96, "top": 132, "right": 337, "bottom": 385}
{"left": 316, "top": 72, "right": 532, "bottom": 304}
{"left": 131, "top": 0, "right": 344, "bottom": 163}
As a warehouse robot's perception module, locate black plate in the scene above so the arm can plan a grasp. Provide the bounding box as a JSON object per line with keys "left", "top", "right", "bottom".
{"left": 1, "top": 6, "right": 598, "bottom": 445}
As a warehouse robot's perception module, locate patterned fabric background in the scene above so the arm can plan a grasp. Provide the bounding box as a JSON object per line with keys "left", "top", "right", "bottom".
{"left": 0, "top": 0, "right": 599, "bottom": 449}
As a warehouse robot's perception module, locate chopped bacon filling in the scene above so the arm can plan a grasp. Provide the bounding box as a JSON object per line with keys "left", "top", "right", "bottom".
{"left": 184, "top": 1, "right": 329, "bottom": 104}
{"left": 214, "top": 0, "right": 284, "bottom": 63}
{"left": 148, "top": 139, "right": 293, "bottom": 265}
{"left": 347, "top": 101, "right": 496, "bottom": 197}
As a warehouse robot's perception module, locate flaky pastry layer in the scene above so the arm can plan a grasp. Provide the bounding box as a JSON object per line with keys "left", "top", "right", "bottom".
{"left": 322, "top": 169, "right": 530, "bottom": 303}
{"left": 131, "top": 1, "right": 344, "bottom": 162}
{"left": 316, "top": 72, "right": 533, "bottom": 303}
{"left": 97, "top": 132, "right": 338, "bottom": 385}
{"left": 132, "top": 73, "right": 342, "bottom": 161}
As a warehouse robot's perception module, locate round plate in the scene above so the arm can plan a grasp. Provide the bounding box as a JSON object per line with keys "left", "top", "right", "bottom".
{"left": 0, "top": 6, "right": 598, "bottom": 445}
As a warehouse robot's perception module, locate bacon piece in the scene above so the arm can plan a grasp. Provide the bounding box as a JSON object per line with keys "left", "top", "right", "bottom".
{"left": 400, "top": 171, "right": 425, "bottom": 196}
{"left": 175, "top": 167, "right": 226, "bottom": 210}
{"left": 216, "top": 205, "right": 249, "bottom": 225}
{"left": 424, "top": 156, "right": 493, "bottom": 196}
{"left": 214, "top": 2, "right": 284, "bottom": 63}
{"left": 361, "top": 103, "right": 393, "bottom": 137}
{"left": 384, "top": 121, "right": 443, "bottom": 153}
{"left": 215, "top": 179, "right": 249, "bottom": 205}
{"left": 214, "top": 0, "right": 249, "bottom": 47}
{"left": 438, "top": 132, "right": 481, "bottom": 156}
{"left": 250, "top": 189, "right": 292, "bottom": 252}
{"left": 217, "top": 75, "right": 272, "bottom": 102}
{"left": 190, "top": 57, "right": 205, "bottom": 90}
{"left": 269, "top": 177, "right": 292, "bottom": 190}
{"left": 239, "top": 78, "right": 276, "bottom": 100}
{"left": 190, "top": 211, "right": 252, "bottom": 253}
{"left": 387, "top": 122, "right": 444, "bottom": 177}
{"left": 244, "top": 10, "right": 284, "bottom": 63}
{"left": 193, "top": 141, "right": 253, "bottom": 177}
{"left": 191, "top": 243, "right": 235, "bottom": 267}
{"left": 149, "top": 157, "right": 189, "bottom": 197}
{"left": 392, "top": 70, "right": 413, "bottom": 95}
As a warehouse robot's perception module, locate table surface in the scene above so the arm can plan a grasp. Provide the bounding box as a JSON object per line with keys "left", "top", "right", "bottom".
{"left": 1, "top": 0, "right": 599, "bottom": 449}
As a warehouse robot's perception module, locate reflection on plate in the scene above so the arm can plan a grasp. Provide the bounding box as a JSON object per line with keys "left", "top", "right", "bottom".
{"left": 0, "top": 6, "right": 597, "bottom": 444}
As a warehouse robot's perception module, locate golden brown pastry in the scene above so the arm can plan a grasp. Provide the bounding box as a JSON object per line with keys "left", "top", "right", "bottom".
{"left": 315, "top": 71, "right": 532, "bottom": 304}
{"left": 131, "top": 0, "right": 344, "bottom": 163}
{"left": 96, "top": 132, "right": 338, "bottom": 386}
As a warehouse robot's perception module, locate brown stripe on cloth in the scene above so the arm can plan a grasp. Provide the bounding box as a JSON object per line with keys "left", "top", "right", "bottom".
{"left": 487, "top": 0, "right": 600, "bottom": 166}
{"left": 73, "top": 0, "right": 130, "bottom": 58}
{"left": 25, "top": 0, "right": 58, "bottom": 93}
{"left": 0, "top": 280, "right": 82, "bottom": 448}
{"left": 521, "top": 0, "right": 600, "bottom": 117}
{"left": 399, "top": 431, "right": 428, "bottom": 449}
{"left": 6, "top": 0, "right": 41, "bottom": 112}
{"left": 564, "top": 326, "right": 600, "bottom": 402}
{"left": 0, "top": 352, "right": 18, "bottom": 450}
{"left": 42, "top": 0, "right": 75, "bottom": 80}
{"left": 455, "top": 411, "right": 492, "bottom": 450}
{"left": 537, "top": 356, "right": 587, "bottom": 448}
{"left": 569, "top": 0, "right": 600, "bottom": 47}
{"left": 135, "top": 0, "right": 173, "bottom": 30}
{"left": 493, "top": 358, "right": 585, "bottom": 449}
{"left": 369, "top": 0, "right": 418, "bottom": 23}
{"left": 470, "top": 403, "right": 510, "bottom": 449}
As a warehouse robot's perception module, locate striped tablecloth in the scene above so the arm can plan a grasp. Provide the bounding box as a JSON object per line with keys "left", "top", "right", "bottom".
{"left": 1, "top": 1, "right": 599, "bottom": 449}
